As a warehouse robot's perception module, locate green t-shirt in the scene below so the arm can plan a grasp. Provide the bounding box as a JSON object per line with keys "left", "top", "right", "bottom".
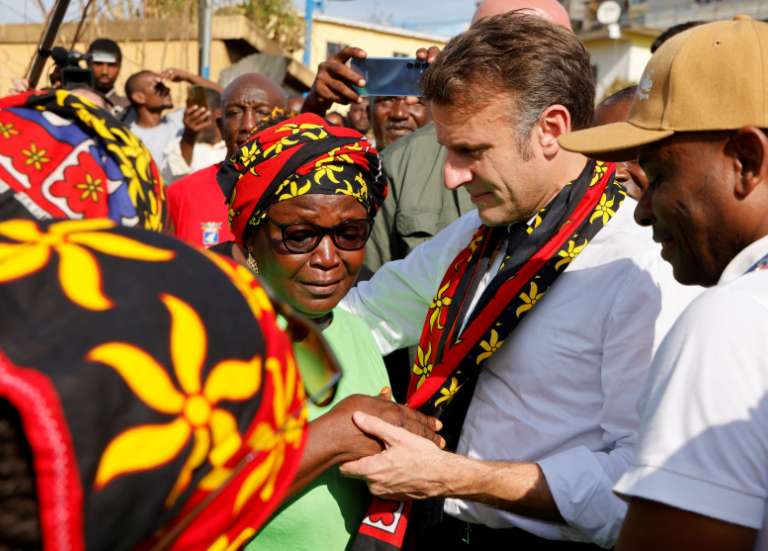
{"left": 245, "top": 307, "right": 390, "bottom": 551}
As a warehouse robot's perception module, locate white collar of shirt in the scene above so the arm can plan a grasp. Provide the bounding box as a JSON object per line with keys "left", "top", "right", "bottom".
{"left": 718, "top": 233, "right": 768, "bottom": 285}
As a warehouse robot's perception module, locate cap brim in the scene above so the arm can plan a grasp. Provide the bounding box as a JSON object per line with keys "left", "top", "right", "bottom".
{"left": 559, "top": 122, "right": 674, "bottom": 162}
{"left": 91, "top": 52, "right": 118, "bottom": 63}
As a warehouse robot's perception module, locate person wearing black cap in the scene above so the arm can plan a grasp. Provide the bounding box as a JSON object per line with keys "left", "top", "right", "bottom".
{"left": 87, "top": 38, "right": 130, "bottom": 116}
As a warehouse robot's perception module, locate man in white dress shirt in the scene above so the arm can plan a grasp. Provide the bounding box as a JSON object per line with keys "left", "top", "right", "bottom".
{"left": 338, "top": 12, "right": 696, "bottom": 550}
{"left": 559, "top": 16, "right": 768, "bottom": 551}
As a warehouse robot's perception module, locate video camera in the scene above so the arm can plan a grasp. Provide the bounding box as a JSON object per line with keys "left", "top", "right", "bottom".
{"left": 48, "top": 46, "right": 94, "bottom": 89}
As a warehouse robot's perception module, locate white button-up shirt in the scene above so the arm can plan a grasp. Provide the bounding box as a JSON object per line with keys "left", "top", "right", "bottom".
{"left": 343, "top": 198, "right": 700, "bottom": 547}
{"left": 615, "top": 233, "right": 768, "bottom": 549}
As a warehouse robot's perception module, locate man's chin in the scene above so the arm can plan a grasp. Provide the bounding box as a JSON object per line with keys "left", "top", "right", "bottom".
{"left": 476, "top": 206, "right": 513, "bottom": 227}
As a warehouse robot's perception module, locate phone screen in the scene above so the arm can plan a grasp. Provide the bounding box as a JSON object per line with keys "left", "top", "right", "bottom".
{"left": 351, "top": 58, "right": 427, "bottom": 97}
{"left": 186, "top": 85, "right": 208, "bottom": 109}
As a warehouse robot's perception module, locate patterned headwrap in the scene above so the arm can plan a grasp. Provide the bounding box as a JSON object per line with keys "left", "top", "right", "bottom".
{"left": 217, "top": 112, "right": 385, "bottom": 245}
{"left": 0, "top": 90, "right": 165, "bottom": 231}
{"left": 0, "top": 219, "right": 306, "bottom": 550}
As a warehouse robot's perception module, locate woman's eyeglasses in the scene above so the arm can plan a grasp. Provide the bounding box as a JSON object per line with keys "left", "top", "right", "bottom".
{"left": 268, "top": 218, "right": 372, "bottom": 254}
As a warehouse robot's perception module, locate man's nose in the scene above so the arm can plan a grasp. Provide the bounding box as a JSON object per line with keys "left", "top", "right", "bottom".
{"left": 389, "top": 99, "right": 410, "bottom": 119}
{"left": 634, "top": 184, "right": 655, "bottom": 227}
{"left": 240, "top": 108, "right": 259, "bottom": 133}
{"left": 443, "top": 151, "right": 473, "bottom": 190}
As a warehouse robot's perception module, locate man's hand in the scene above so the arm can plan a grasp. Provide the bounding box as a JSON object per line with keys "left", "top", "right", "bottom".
{"left": 159, "top": 68, "right": 196, "bottom": 83}
{"left": 179, "top": 105, "right": 211, "bottom": 165}
{"left": 302, "top": 46, "right": 368, "bottom": 115}
{"left": 159, "top": 68, "right": 224, "bottom": 92}
{"left": 321, "top": 391, "right": 444, "bottom": 464}
{"left": 286, "top": 390, "right": 442, "bottom": 497}
{"left": 9, "top": 77, "right": 30, "bottom": 95}
{"left": 183, "top": 105, "right": 211, "bottom": 135}
{"left": 340, "top": 411, "right": 453, "bottom": 500}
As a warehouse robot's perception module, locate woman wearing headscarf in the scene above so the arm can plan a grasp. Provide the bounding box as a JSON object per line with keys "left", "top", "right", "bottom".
{"left": 217, "top": 112, "right": 443, "bottom": 551}
{"left": 0, "top": 219, "right": 306, "bottom": 550}
{"left": 0, "top": 89, "right": 165, "bottom": 230}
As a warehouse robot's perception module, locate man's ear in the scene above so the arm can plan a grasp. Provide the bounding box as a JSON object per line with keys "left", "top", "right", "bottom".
{"left": 535, "top": 104, "right": 572, "bottom": 159}
{"left": 729, "top": 127, "right": 768, "bottom": 199}
{"left": 130, "top": 90, "right": 146, "bottom": 106}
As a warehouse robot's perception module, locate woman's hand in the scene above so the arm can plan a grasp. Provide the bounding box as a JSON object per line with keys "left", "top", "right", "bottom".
{"left": 321, "top": 392, "right": 444, "bottom": 464}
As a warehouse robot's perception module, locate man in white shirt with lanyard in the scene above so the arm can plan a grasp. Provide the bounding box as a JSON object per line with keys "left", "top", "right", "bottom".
{"left": 559, "top": 15, "right": 768, "bottom": 551}
{"left": 338, "top": 11, "right": 697, "bottom": 551}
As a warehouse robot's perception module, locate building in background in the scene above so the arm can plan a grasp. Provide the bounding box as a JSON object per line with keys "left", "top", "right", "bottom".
{"left": 565, "top": 0, "right": 768, "bottom": 101}
{"left": 0, "top": 14, "right": 314, "bottom": 101}
{"left": 293, "top": 14, "right": 448, "bottom": 72}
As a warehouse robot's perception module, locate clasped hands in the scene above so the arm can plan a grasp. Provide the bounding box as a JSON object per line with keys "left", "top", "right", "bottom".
{"left": 328, "top": 389, "right": 455, "bottom": 501}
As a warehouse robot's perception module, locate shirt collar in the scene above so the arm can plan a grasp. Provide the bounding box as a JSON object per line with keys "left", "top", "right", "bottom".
{"left": 718, "top": 233, "right": 768, "bottom": 285}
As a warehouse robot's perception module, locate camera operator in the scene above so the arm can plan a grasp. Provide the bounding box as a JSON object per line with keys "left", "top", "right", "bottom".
{"left": 87, "top": 38, "right": 130, "bottom": 117}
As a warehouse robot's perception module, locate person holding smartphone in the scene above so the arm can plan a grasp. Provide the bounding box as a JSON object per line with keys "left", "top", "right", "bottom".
{"left": 125, "top": 68, "right": 221, "bottom": 171}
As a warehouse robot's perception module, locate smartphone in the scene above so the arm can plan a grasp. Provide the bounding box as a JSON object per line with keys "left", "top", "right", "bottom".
{"left": 351, "top": 57, "right": 428, "bottom": 97}
{"left": 186, "top": 85, "right": 208, "bottom": 109}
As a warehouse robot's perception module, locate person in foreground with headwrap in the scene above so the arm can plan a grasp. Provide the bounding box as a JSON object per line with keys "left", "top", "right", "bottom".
{"left": 217, "top": 112, "right": 444, "bottom": 551}
{"left": 0, "top": 89, "right": 165, "bottom": 230}
{"left": 0, "top": 218, "right": 308, "bottom": 550}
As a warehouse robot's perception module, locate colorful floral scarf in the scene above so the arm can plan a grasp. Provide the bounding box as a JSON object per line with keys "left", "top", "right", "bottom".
{"left": 217, "top": 113, "right": 385, "bottom": 244}
{"left": 0, "top": 219, "right": 306, "bottom": 550}
{"left": 353, "top": 160, "right": 626, "bottom": 550}
{"left": 0, "top": 90, "right": 165, "bottom": 231}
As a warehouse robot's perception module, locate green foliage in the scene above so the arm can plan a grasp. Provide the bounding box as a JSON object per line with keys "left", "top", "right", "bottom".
{"left": 215, "top": 0, "right": 304, "bottom": 52}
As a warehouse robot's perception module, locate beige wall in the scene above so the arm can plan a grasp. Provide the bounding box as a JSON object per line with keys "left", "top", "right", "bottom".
{"left": 0, "top": 37, "right": 232, "bottom": 105}
{"left": 293, "top": 17, "right": 448, "bottom": 73}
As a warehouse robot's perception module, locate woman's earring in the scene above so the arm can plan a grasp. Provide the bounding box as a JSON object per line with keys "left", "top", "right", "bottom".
{"left": 247, "top": 252, "right": 260, "bottom": 275}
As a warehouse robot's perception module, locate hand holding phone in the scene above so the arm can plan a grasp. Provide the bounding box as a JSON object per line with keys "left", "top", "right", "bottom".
{"left": 350, "top": 58, "right": 428, "bottom": 97}
{"left": 186, "top": 85, "right": 208, "bottom": 110}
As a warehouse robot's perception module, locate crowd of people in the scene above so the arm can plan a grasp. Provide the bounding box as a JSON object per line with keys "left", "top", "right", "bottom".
{"left": 1, "top": 0, "right": 767, "bottom": 549}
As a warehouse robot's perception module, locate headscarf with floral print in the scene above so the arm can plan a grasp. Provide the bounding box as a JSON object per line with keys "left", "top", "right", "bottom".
{"left": 0, "top": 218, "right": 306, "bottom": 550}
{"left": 0, "top": 90, "right": 165, "bottom": 231}
{"left": 217, "top": 112, "right": 385, "bottom": 245}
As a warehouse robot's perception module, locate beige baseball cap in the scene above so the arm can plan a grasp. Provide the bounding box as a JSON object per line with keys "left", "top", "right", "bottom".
{"left": 559, "top": 15, "right": 768, "bottom": 161}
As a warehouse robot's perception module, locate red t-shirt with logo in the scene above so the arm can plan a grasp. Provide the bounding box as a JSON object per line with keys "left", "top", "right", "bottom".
{"left": 166, "top": 163, "right": 235, "bottom": 247}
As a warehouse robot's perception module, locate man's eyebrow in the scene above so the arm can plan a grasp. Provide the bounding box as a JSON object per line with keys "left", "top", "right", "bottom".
{"left": 444, "top": 141, "right": 493, "bottom": 151}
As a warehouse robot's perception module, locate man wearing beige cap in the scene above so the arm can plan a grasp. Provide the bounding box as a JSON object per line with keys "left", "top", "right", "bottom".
{"left": 560, "top": 15, "right": 768, "bottom": 550}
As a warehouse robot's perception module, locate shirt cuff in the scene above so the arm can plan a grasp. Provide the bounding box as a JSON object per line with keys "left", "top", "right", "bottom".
{"left": 538, "top": 446, "right": 627, "bottom": 548}
{"left": 615, "top": 464, "right": 764, "bottom": 529}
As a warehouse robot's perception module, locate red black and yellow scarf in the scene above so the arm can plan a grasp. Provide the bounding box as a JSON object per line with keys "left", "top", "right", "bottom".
{"left": 0, "top": 219, "right": 306, "bottom": 550}
{"left": 217, "top": 113, "right": 386, "bottom": 245}
{"left": 353, "top": 160, "right": 624, "bottom": 550}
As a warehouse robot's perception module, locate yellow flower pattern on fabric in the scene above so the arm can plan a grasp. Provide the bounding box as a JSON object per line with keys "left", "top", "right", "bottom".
{"left": 554, "top": 239, "right": 588, "bottom": 270}
{"left": 413, "top": 343, "right": 434, "bottom": 389}
{"left": 75, "top": 173, "right": 104, "bottom": 203}
{"left": 526, "top": 211, "right": 544, "bottom": 235}
{"left": 476, "top": 329, "right": 504, "bottom": 365}
{"left": 0, "top": 122, "right": 19, "bottom": 139}
{"left": 49, "top": 90, "right": 165, "bottom": 231}
{"left": 0, "top": 219, "right": 174, "bottom": 310}
{"left": 435, "top": 377, "right": 462, "bottom": 407}
{"left": 233, "top": 356, "right": 307, "bottom": 513}
{"left": 428, "top": 281, "right": 452, "bottom": 330}
{"left": 88, "top": 294, "right": 264, "bottom": 506}
{"left": 515, "top": 281, "right": 545, "bottom": 318}
{"left": 277, "top": 179, "right": 312, "bottom": 201}
{"left": 590, "top": 161, "right": 607, "bottom": 187}
{"left": 264, "top": 122, "right": 327, "bottom": 157}
{"left": 589, "top": 194, "right": 616, "bottom": 225}
{"left": 239, "top": 141, "right": 262, "bottom": 166}
{"left": 202, "top": 250, "right": 273, "bottom": 320}
{"left": 22, "top": 143, "right": 50, "bottom": 171}
{"left": 208, "top": 528, "right": 257, "bottom": 551}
